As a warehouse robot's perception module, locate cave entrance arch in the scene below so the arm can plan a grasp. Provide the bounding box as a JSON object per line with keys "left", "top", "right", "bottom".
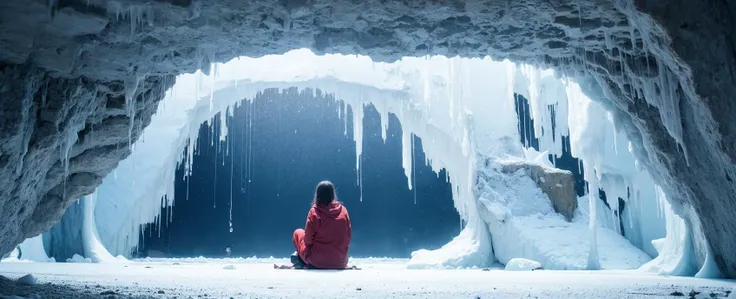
{"left": 1, "top": 0, "right": 734, "bottom": 277}
{"left": 88, "top": 54, "right": 514, "bottom": 268}
{"left": 135, "top": 87, "right": 461, "bottom": 259}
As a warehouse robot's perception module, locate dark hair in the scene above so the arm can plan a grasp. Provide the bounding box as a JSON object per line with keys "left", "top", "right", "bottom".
{"left": 313, "top": 181, "right": 336, "bottom": 206}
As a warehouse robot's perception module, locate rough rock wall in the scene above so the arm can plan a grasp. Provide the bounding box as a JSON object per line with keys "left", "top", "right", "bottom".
{"left": 648, "top": 0, "right": 736, "bottom": 277}
{"left": 0, "top": 63, "right": 171, "bottom": 256}
{"left": 580, "top": 1, "right": 736, "bottom": 277}
{"left": 0, "top": 0, "right": 734, "bottom": 276}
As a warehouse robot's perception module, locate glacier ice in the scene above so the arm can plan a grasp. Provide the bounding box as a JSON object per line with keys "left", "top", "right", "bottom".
{"left": 82, "top": 192, "right": 127, "bottom": 263}
{"left": 1, "top": 235, "right": 55, "bottom": 263}
{"left": 34, "top": 48, "right": 707, "bottom": 276}
{"left": 639, "top": 186, "right": 699, "bottom": 276}
{"left": 504, "top": 258, "right": 543, "bottom": 271}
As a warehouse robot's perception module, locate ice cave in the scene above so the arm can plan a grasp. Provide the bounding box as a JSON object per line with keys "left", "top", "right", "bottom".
{"left": 1, "top": 0, "right": 735, "bottom": 298}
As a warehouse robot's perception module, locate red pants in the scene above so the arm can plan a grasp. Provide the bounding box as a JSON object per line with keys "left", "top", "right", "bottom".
{"left": 293, "top": 229, "right": 307, "bottom": 261}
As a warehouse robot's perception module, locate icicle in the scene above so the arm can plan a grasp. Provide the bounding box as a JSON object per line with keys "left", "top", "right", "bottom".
{"left": 343, "top": 101, "right": 348, "bottom": 136}
{"left": 358, "top": 154, "right": 363, "bottom": 202}
{"left": 336, "top": 98, "right": 342, "bottom": 126}
{"left": 402, "top": 130, "right": 413, "bottom": 190}
{"left": 586, "top": 167, "right": 601, "bottom": 270}
{"left": 379, "top": 105, "right": 388, "bottom": 143}
{"left": 58, "top": 84, "right": 84, "bottom": 199}
{"left": 146, "top": 5, "right": 154, "bottom": 26}
{"left": 249, "top": 97, "right": 254, "bottom": 184}
{"left": 124, "top": 77, "right": 141, "bottom": 148}
{"left": 283, "top": 14, "right": 291, "bottom": 31}
{"left": 186, "top": 139, "right": 193, "bottom": 202}
{"left": 412, "top": 134, "right": 417, "bottom": 204}
{"left": 229, "top": 134, "right": 234, "bottom": 233}
{"left": 629, "top": 186, "right": 637, "bottom": 231}
{"left": 157, "top": 209, "right": 161, "bottom": 238}
{"left": 352, "top": 103, "right": 364, "bottom": 179}
{"left": 578, "top": 160, "right": 583, "bottom": 175}
{"left": 169, "top": 197, "right": 173, "bottom": 223}
{"left": 129, "top": 6, "right": 145, "bottom": 41}
{"left": 239, "top": 104, "right": 245, "bottom": 193}
{"left": 611, "top": 114, "right": 619, "bottom": 155}
{"left": 220, "top": 107, "right": 229, "bottom": 142}
{"left": 213, "top": 128, "right": 218, "bottom": 209}
{"left": 210, "top": 119, "right": 215, "bottom": 147}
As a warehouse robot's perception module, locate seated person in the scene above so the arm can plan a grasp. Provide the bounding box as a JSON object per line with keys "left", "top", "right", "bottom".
{"left": 292, "top": 181, "right": 351, "bottom": 269}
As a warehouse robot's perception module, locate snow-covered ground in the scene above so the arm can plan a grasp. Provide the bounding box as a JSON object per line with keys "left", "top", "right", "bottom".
{"left": 1, "top": 258, "right": 734, "bottom": 298}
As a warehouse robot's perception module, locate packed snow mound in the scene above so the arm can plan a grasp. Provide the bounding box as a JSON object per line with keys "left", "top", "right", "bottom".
{"left": 407, "top": 220, "right": 493, "bottom": 269}
{"left": 66, "top": 254, "right": 91, "bottom": 263}
{"left": 505, "top": 258, "right": 543, "bottom": 271}
{"left": 476, "top": 159, "right": 651, "bottom": 270}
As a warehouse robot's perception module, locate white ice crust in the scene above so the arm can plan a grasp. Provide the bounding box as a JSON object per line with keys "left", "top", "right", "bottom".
{"left": 504, "top": 258, "right": 543, "bottom": 271}
{"left": 23, "top": 49, "right": 713, "bottom": 277}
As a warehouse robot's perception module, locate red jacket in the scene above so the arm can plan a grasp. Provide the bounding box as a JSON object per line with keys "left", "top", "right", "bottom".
{"left": 303, "top": 201, "right": 351, "bottom": 269}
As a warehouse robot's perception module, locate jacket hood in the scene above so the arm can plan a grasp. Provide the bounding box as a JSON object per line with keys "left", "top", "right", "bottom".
{"left": 314, "top": 201, "right": 344, "bottom": 217}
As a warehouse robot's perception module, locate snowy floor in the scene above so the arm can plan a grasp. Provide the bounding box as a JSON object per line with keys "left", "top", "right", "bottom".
{"left": 1, "top": 258, "right": 735, "bottom": 298}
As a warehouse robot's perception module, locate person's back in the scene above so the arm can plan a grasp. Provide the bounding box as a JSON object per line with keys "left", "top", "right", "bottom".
{"left": 292, "top": 181, "right": 352, "bottom": 269}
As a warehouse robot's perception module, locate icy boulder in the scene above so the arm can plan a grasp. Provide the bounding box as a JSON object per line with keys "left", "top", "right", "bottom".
{"left": 504, "top": 258, "right": 543, "bottom": 271}
{"left": 475, "top": 159, "right": 651, "bottom": 270}
{"left": 498, "top": 161, "right": 577, "bottom": 221}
